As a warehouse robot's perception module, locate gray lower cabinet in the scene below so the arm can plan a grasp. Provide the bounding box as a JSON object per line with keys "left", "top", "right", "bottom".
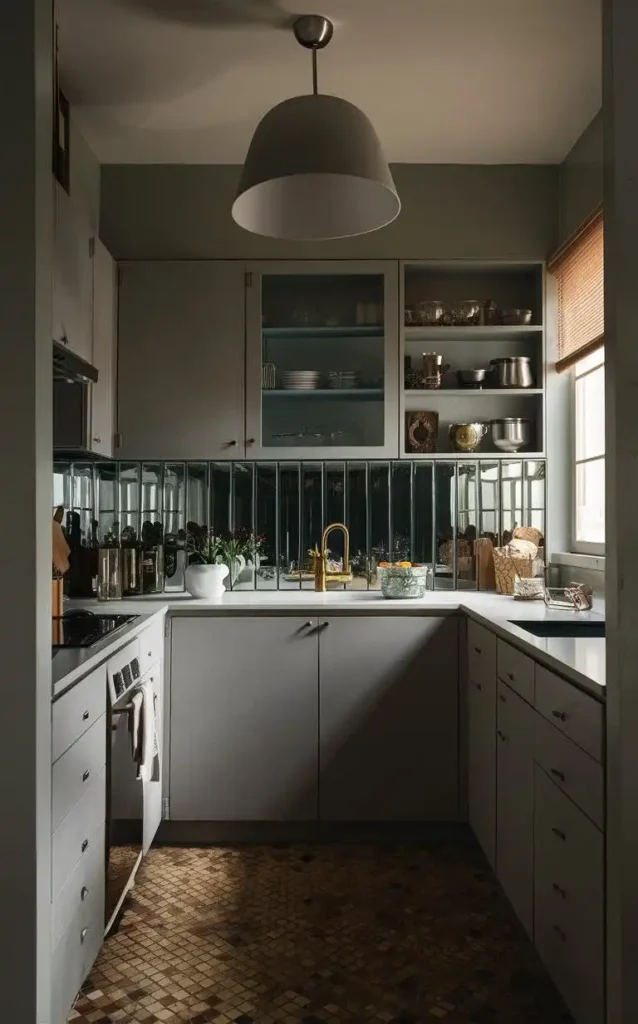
{"left": 319, "top": 616, "right": 459, "bottom": 821}
{"left": 117, "top": 261, "right": 246, "bottom": 460}
{"left": 467, "top": 659, "right": 496, "bottom": 867}
{"left": 496, "top": 680, "right": 535, "bottom": 937}
{"left": 169, "top": 616, "right": 319, "bottom": 820}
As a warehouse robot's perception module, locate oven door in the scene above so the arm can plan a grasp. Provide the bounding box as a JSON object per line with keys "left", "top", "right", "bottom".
{"left": 106, "top": 692, "right": 144, "bottom": 928}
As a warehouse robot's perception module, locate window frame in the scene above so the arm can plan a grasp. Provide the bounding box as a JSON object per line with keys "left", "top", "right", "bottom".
{"left": 572, "top": 351, "right": 605, "bottom": 556}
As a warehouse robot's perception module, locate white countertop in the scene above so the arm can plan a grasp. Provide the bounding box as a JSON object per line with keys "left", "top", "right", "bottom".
{"left": 63, "top": 590, "right": 606, "bottom": 700}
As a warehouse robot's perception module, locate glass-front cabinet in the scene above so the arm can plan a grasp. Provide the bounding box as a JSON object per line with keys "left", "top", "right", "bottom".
{"left": 246, "top": 261, "right": 399, "bottom": 459}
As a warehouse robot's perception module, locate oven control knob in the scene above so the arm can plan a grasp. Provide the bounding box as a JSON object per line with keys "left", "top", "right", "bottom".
{"left": 113, "top": 671, "right": 124, "bottom": 696}
{"left": 131, "top": 657, "right": 141, "bottom": 680}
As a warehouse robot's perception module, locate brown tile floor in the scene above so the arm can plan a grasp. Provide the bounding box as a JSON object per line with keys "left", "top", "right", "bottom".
{"left": 71, "top": 843, "right": 572, "bottom": 1024}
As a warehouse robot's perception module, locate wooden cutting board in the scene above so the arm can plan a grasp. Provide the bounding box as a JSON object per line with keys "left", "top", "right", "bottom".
{"left": 52, "top": 508, "right": 70, "bottom": 577}
{"left": 475, "top": 537, "right": 496, "bottom": 591}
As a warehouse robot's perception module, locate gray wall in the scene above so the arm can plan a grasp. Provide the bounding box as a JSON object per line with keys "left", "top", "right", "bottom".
{"left": 100, "top": 163, "right": 558, "bottom": 261}
{"left": 558, "top": 110, "right": 603, "bottom": 245}
{"left": 70, "top": 114, "right": 100, "bottom": 232}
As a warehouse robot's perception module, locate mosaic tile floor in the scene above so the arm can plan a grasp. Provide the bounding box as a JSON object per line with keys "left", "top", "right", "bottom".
{"left": 71, "top": 844, "right": 573, "bottom": 1024}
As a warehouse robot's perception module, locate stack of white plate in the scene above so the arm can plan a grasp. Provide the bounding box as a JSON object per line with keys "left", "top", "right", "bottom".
{"left": 281, "top": 370, "right": 322, "bottom": 390}
{"left": 328, "top": 371, "right": 360, "bottom": 390}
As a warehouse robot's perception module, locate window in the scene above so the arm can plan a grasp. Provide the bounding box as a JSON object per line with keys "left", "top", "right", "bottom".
{"left": 549, "top": 211, "right": 604, "bottom": 554}
{"left": 574, "top": 348, "right": 605, "bottom": 552}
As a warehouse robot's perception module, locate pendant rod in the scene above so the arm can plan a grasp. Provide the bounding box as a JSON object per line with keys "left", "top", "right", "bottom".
{"left": 312, "top": 48, "right": 318, "bottom": 94}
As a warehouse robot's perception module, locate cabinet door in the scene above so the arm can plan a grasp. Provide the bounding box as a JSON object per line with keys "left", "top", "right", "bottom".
{"left": 467, "top": 662, "right": 496, "bottom": 866}
{"left": 90, "top": 238, "right": 116, "bottom": 457}
{"left": 117, "top": 261, "right": 245, "bottom": 460}
{"left": 169, "top": 617, "right": 318, "bottom": 820}
{"left": 53, "top": 182, "right": 93, "bottom": 362}
{"left": 143, "top": 660, "right": 163, "bottom": 852}
{"left": 246, "top": 260, "right": 399, "bottom": 460}
{"left": 496, "top": 681, "right": 535, "bottom": 936}
{"left": 319, "top": 616, "right": 458, "bottom": 821}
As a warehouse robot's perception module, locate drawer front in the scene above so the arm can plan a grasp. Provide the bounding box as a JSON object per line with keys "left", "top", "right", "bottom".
{"left": 535, "top": 713, "right": 604, "bottom": 828}
{"left": 52, "top": 663, "right": 106, "bottom": 763}
{"left": 51, "top": 881, "right": 104, "bottom": 1024}
{"left": 52, "top": 822, "right": 105, "bottom": 946}
{"left": 52, "top": 766, "right": 106, "bottom": 897}
{"left": 497, "top": 640, "right": 534, "bottom": 704}
{"left": 536, "top": 664, "right": 604, "bottom": 763}
{"left": 534, "top": 767, "right": 604, "bottom": 1024}
{"left": 467, "top": 620, "right": 497, "bottom": 690}
{"left": 138, "top": 615, "right": 165, "bottom": 676}
{"left": 52, "top": 715, "right": 106, "bottom": 832}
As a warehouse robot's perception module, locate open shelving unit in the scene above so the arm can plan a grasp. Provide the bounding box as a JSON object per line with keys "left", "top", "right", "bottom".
{"left": 401, "top": 260, "right": 546, "bottom": 460}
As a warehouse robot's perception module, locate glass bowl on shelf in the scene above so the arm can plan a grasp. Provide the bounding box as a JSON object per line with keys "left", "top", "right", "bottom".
{"left": 452, "top": 299, "right": 481, "bottom": 325}
{"left": 416, "top": 300, "right": 445, "bottom": 325}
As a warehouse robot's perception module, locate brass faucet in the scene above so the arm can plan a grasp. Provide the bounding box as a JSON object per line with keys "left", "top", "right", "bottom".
{"left": 314, "top": 523, "right": 352, "bottom": 592}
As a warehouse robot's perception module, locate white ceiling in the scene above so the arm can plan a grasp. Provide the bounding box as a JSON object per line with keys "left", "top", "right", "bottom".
{"left": 58, "top": 0, "right": 601, "bottom": 165}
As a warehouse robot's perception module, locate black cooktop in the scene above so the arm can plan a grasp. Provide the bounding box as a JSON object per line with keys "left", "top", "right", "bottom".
{"left": 52, "top": 610, "right": 136, "bottom": 649}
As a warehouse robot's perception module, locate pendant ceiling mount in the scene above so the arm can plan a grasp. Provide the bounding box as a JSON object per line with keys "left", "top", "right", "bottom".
{"left": 231, "top": 13, "right": 400, "bottom": 241}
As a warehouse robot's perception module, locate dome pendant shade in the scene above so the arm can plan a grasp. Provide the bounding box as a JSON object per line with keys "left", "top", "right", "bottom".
{"left": 232, "top": 94, "right": 400, "bottom": 240}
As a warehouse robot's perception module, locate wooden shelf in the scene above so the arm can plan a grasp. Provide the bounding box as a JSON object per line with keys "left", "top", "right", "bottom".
{"left": 404, "top": 389, "right": 543, "bottom": 398}
{"left": 404, "top": 325, "right": 542, "bottom": 342}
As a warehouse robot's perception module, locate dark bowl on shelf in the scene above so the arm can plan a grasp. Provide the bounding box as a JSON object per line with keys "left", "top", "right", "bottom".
{"left": 456, "top": 368, "right": 487, "bottom": 389}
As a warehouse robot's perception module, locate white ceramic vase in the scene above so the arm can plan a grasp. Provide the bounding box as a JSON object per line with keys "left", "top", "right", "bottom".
{"left": 184, "top": 562, "right": 229, "bottom": 599}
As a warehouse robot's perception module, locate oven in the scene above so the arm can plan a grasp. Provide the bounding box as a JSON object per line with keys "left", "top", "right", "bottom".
{"left": 105, "top": 641, "right": 144, "bottom": 930}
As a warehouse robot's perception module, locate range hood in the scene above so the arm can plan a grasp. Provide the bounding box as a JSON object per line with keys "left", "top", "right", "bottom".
{"left": 53, "top": 342, "right": 98, "bottom": 384}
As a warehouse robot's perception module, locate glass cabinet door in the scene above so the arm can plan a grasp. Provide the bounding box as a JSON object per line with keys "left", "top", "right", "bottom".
{"left": 246, "top": 261, "right": 399, "bottom": 459}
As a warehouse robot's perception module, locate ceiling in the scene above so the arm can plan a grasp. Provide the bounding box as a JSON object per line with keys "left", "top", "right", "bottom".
{"left": 57, "top": 0, "right": 601, "bottom": 165}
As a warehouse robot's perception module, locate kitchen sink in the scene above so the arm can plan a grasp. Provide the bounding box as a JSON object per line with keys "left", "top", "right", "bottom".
{"left": 508, "top": 620, "right": 605, "bottom": 639}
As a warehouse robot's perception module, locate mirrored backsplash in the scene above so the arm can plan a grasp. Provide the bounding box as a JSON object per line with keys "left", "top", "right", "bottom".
{"left": 54, "top": 460, "right": 546, "bottom": 594}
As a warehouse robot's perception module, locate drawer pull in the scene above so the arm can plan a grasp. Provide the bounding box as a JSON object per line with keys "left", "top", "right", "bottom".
{"left": 474, "top": 682, "right": 482, "bottom": 691}
{"left": 81, "top": 838, "right": 89, "bottom": 853}
{"left": 507, "top": 672, "right": 514, "bottom": 681}
{"left": 552, "top": 827, "right": 566, "bottom": 842}
{"left": 553, "top": 924, "right": 567, "bottom": 941}
{"left": 499, "top": 694, "right": 506, "bottom": 703}
{"left": 82, "top": 710, "right": 90, "bottom": 721}
{"left": 82, "top": 769, "right": 90, "bottom": 783}
{"left": 550, "top": 768, "right": 566, "bottom": 782}
{"left": 474, "top": 646, "right": 482, "bottom": 654}
{"left": 552, "top": 709, "right": 567, "bottom": 721}
{"left": 80, "top": 886, "right": 89, "bottom": 902}
{"left": 148, "top": 651, "right": 152, "bottom": 658}
{"left": 497, "top": 730, "right": 507, "bottom": 742}
{"left": 80, "top": 927, "right": 89, "bottom": 944}
{"left": 552, "top": 882, "right": 567, "bottom": 900}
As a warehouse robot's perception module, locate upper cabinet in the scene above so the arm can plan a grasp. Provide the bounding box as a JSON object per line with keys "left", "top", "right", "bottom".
{"left": 52, "top": 181, "right": 94, "bottom": 362}
{"left": 90, "top": 239, "right": 117, "bottom": 458}
{"left": 245, "top": 260, "right": 399, "bottom": 460}
{"left": 116, "top": 261, "right": 246, "bottom": 461}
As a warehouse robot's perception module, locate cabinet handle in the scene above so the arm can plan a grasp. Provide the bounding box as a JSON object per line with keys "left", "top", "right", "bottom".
{"left": 319, "top": 621, "right": 330, "bottom": 630}
{"left": 550, "top": 768, "right": 565, "bottom": 782}
{"left": 226, "top": 440, "right": 237, "bottom": 447}
{"left": 552, "top": 882, "right": 567, "bottom": 900}
{"left": 93, "top": 436, "right": 102, "bottom": 444}
{"left": 553, "top": 924, "right": 566, "bottom": 941}
{"left": 80, "top": 927, "right": 89, "bottom": 944}
{"left": 474, "top": 646, "right": 482, "bottom": 654}
{"left": 552, "top": 827, "right": 566, "bottom": 842}
{"left": 474, "top": 681, "right": 482, "bottom": 691}
{"left": 246, "top": 438, "right": 256, "bottom": 446}
{"left": 82, "top": 769, "right": 90, "bottom": 783}
{"left": 148, "top": 651, "right": 152, "bottom": 658}
{"left": 80, "top": 886, "right": 89, "bottom": 902}
{"left": 81, "top": 838, "right": 89, "bottom": 853}
{"left": 507, "top": 672, "right": 514, "bottom": 681}
{"left": 497, "top": 729, "right": 507, "bottom": 742}
{"left": 498, "top": 694, "right": 506, "bottom": 703}
{"left": 82, "top": 710, "right": 90, "bottom": 721}
{"left": 552, "top": 709, "right": 567, "bottom": 721}
{"left": 60, "top": 334, "right": 68, "bottom": 346}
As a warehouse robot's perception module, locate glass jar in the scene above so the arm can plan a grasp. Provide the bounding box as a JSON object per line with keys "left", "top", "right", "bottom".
{"left": 417, "top": 300, "right": 445, "bottom": 325}
{"left": 452, "top": 299, "right": 481, "bottom": 325}
{"left": 97, "top": 547, "right": 122, "bottom": 601}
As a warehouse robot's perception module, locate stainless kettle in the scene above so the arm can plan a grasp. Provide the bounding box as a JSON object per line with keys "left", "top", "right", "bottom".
{"left": 489, "top": 357, "right": 534, "bottom": 388}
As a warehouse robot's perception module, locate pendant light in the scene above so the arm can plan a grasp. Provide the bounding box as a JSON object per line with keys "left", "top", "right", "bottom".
{"left": 232, "top": 14, "right": 400, "bottom": 240}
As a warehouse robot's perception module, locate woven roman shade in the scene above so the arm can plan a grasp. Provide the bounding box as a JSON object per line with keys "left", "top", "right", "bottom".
{"left": 549, "top": 211, "right": 604, "bottom": 373}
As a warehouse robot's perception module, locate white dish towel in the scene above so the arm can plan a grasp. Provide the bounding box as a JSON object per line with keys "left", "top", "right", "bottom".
{"left": 138, "top": 678, "right": 160, "bottom": 783}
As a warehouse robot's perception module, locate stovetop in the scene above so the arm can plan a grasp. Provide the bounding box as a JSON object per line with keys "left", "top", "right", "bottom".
{"left": 52, "top": 611, "right": 136, "bottom": 649}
